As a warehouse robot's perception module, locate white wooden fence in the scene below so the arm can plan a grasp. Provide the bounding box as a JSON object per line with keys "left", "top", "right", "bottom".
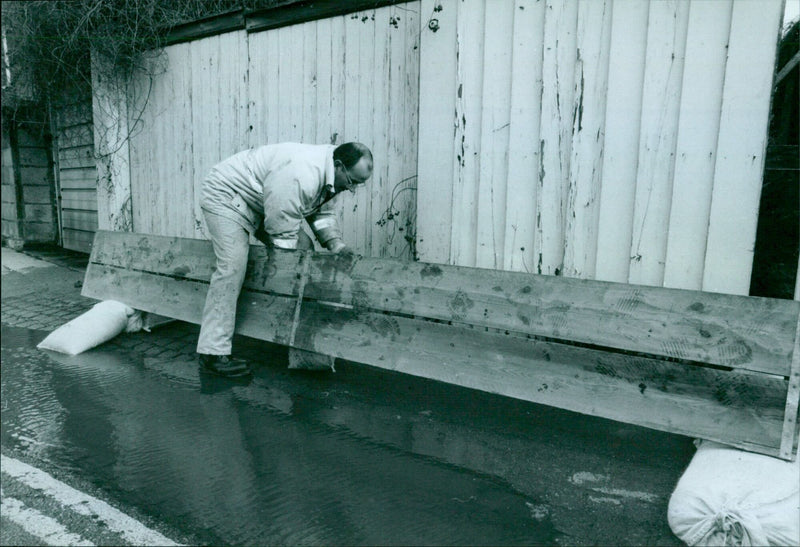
{"left": 416, "top": 0, "right": 783, "bottom": 295}
{"left": 124, "top": 3, "right": 420, "bottom": 259}
{"left": 99, "top": 0, "right": 785, "bottom": 295}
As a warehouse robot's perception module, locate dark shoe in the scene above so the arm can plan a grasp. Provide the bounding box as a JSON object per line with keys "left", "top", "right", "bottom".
{"left": 198, "top": 354, "right": 252, "bottom": 378}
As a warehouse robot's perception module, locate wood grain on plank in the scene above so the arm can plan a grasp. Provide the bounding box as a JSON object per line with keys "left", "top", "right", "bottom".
{"left": 89, "top": 231, "right": 799, "bottom": 376}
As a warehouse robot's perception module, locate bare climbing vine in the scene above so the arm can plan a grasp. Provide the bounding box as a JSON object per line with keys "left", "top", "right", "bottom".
{"left": 375, "top": 175, "right": 418, "bottom": 260}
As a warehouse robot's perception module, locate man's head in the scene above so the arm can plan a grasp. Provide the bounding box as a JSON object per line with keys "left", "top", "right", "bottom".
{"left": 333, "top": 142, "right": 373, "bottom": 193}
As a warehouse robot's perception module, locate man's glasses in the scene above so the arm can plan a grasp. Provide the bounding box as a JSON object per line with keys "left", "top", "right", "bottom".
{"left": 337, "top": 160, "right": 365, "bottom": 192}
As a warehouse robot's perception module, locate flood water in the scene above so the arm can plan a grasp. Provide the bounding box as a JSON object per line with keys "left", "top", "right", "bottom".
{"left": 1, "top": 324, "right": 559, "bottom": 545}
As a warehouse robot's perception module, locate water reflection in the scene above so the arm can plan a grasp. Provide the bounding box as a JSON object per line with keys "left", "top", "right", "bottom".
{"left": 2, "top": 325, "right": 556, "bottom": 545}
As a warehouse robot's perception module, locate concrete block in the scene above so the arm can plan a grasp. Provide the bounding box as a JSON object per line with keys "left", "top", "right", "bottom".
{"left": 23, "top": 185, "right": 52, "bottom": 204}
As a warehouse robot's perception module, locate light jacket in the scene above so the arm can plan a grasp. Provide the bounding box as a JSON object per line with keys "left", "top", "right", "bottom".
{"left": 200, "top": 143, "right": 343, "bottom": 250}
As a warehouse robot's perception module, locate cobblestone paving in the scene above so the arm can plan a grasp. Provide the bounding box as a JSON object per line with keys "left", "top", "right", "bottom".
{"left": 1, "top": 286, "right": 274, "bottom": 365}
{"left": 1, "top": 294, "right": 95, "bottom": 332}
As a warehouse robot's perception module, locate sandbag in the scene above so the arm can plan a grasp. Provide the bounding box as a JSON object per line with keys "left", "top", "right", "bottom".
{"left": 37, "top": 300, "right": 135, "bottom": 355}
{"left": 668, "top": 440, "right": 800, "bottom": 546}
{"left": 288, "top": 348, "right": 336, "bottom": 372}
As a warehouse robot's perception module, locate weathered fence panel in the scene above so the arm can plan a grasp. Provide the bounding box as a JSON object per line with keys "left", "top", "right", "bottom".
{"left": 126, "top": 3, "right": 420, "bottom": 259}
{"left": 416, "top": 0, "right": 784, "bottom": 295}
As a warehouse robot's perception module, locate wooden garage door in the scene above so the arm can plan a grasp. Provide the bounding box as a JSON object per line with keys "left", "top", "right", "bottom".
{"left": 55, "top": 100, "right": 98, "bottom": 253}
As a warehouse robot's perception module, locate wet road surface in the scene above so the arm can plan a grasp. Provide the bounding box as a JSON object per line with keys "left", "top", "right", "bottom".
{"left": 2, "top": 324, "right": 565, "bottom": 545}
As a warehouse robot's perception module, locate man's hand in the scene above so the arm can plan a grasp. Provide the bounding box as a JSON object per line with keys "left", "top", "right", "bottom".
{"left": 326, "top": 238, "right": 347, "bottom": 254}
{"left": 336, "top": 245, "right": 355, "bottom": 261}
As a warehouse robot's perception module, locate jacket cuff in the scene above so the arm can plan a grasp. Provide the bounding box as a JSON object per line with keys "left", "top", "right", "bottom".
{"left": 272, "top": 236, "right": 298, "bottom": 250}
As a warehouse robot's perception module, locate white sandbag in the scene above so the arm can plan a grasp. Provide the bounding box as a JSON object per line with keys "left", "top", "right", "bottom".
{"left": 668, "top": 440, "right": 800, "bottom": 546}
{"left": 288, "top": 348, "right": 336, "bottom": 372}
{"left": 37, "top": 300, "right": 134, "bottom": 355}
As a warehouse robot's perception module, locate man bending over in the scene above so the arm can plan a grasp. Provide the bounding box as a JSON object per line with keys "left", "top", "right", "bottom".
{"left": 196, "top": 142, "right": 373, "bottom": 377}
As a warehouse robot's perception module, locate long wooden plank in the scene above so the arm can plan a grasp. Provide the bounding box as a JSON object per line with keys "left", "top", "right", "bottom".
{"left": 503, "top": 0, "right": 544, "bottom": 274}
{"left": 294, "top": 300, "right": 786, "bottom": 456}
{"left": 662, "top": 0, "right": 733, "bottom": 290}
{"left": 88, "top": 231, "right": 799, "bottom": 376}
{"left": 628, "top": 0, "right": 690, "bottom": 287}
{"left": 449, "top": 0, "right": 484, "bottom": 268}
{"left": 81, "top": 251, "right": 789, "bottom": 458}
{"left": 82, "top": 264, "right": 296, "bottom": 345}
{"left": 780, "top": 317, "right": 800, "bottom": 459}
{"left": 703, "top": 0, "right": 784, "bottom": 295}
{"left": 562, "top": 0, "right": 611, "bottom": 280}
{"left": 416, "top": 0, "right": 457, "bottom": 264}
{"left": 594, "top": 1, "right": 649, "bottom": 283}
{"left": 536, "top": 0, "right": 578, "bottom": 276}
{"left": 475, "top": 0, "right": 513, "bottom": 270}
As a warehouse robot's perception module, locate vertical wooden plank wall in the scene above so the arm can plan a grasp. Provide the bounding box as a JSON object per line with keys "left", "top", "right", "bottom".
{"left": 416, "top": 0, "right": 784, "bottom": 295}
{"left": 128, "top": 3, "right": 420, "bottom": 259}
{"left": 252, "top": 5, "right": 420, "bottom": 259}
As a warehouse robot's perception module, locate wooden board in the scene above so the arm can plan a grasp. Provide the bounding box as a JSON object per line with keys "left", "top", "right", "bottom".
{"left": 663, "top": 0, "right": 733, "bottom": 290}
{"left": 88, "top": 230, "right": 799, "bottom": 376}
{"left": 562, "top": 0, "right": 611, "bottom": 280}
{"left": 628, "top": 1, "right": 690, "bottom": 287}
{"left": 703, "top": 0, "right": 784, "bottom": 294}
{"left": 594, "top": 1, "right": 649, "bottom": 283}
{"left": 415, "top": 0, "right": 457, "bottom": 264}
{"left": 503, "top": 0, "right": 545, "bottom": 274}
{"left": 82, "top": 231, "right": 800, "bottom": 459}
